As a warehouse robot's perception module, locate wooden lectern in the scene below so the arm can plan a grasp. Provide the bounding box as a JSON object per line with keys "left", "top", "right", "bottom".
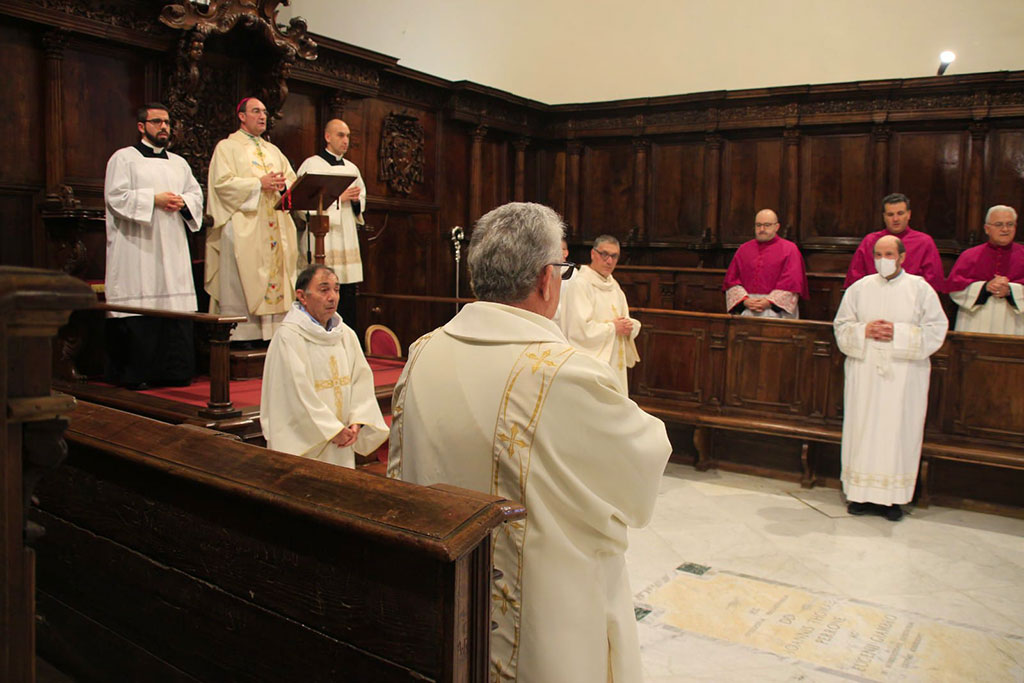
{"left": 278, "top": 173, "right": 357, "bottom": 266}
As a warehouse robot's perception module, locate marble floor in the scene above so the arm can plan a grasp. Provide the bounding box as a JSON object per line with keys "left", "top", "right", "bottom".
{"left": 625, "top": 463, "right": 1024, "bottom": 682}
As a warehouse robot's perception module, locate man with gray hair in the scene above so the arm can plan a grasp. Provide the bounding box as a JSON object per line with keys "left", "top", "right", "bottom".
{"left": 560, "top": 234, "right": 642, "bottom": 393}
{"left": 387, "top": 202, "right": 671, "bottom": 683}
{"left": 946, "top": 205, "right": 1023, "bottom": 335}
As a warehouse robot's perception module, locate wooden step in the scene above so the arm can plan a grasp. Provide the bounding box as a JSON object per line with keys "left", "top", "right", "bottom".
{"left": 229, "top": 348, "right": 266, "bottom": 380}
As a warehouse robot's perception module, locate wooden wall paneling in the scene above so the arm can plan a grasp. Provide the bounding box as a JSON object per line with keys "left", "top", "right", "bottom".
{"left": 341, "top": 98, "right": 368, "bottom": 174}
{"left": 272, "top": 85, "right": 320, "bottom": 169}
{"left": 631, "top": 313, "right": 714, "bottom": 404}
{"left": 513, "top": 137, "right": 528, "bottom": 201}
{"left": 0, "top": 191, "right": 41, "bottom": 267}
{"left": 359, "top": 210, "right": 440, "bottom": 297}
{"left": 61, "top": 42, "right": 149, "bottom": 194}
{"left": 888, "top": 129, "right": 968, "bottom": 245}
{"left": 983, "top": 127, "right": 1024, "bottom": 222}
{"left": 872, "top": 125, "right": 890, "bottom": 212}
{"left": 724, "top": 321, "right": 812, "bottom": 416}
{"left": 439, "top": 119, "right": 469, "bottom": 235}
{"left": 1, "top": 21, "right": 45, "bottom": 189}
{"left": 362, "top": 99, "right": 437, "bottom": 204}
{"left": 632, "top": 138, "right": 649, "bottom": 241}
{"left": 580, "top": 142, "right": 634, "bottom": 241}
{"left": 674, "top": 269, "right": 722, "bottom": 312}
{"left": 648, "top": 140, "right": 705, "bottom": 243}
{"left": 533, "top": 146, "right": 566, "bottom": 220}
{"left": 703, "top": 134, "right": 723, "bottom": 243}
{"left": 478, "top": 134, "right": 510, "bottom": 217}
{"left": 948, "top": 336, "right": 1024, "bottom": 442}
{"left": 718, "top": 136, "right": 784, "bottom": 245}
{"left": 964, "top": 124, "right": 988, "bottom": 245}
{"left": 798, "top": 132, "right": 874, "bottom": 243}
{"left": 782, "top": 129, "right": 800, "bottom": 242}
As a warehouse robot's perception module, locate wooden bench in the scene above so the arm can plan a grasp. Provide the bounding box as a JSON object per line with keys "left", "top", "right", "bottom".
{"left": 629, "top": 308, "right": 1024, "bottom": 516}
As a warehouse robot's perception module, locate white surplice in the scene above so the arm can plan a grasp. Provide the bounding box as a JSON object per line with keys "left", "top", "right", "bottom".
{"left": 104, "top": 144, "right": 203, "bottom": 316}
{"left": 950, "top": 282, "right": 1024, "bottom": 336}
{"left": 561, "top": 265, "right": 641, "bottom": 394}
{"left": 206, "top": 130, "right": 299, "bottom": 340}
{"left": 834, "top": 271, "right": 948, "bottom": 505}
{"left": 294, "top": 152, "right": 366, "bottom": 283}
{"left": 388, "top": 302, "right": 671, "bottom": 683}
{"left": 261, "top": 303, "right": 388, "bottom": 468}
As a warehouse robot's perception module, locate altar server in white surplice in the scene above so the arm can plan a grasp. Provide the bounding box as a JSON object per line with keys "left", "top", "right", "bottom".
{"left": 206, "top": 96, "right": 299, "bottom": 343}
{"left": 388, "top": 203, "right": 671, "bottom": 683}
{"left": 103, "top": 102, "right": 203, "bottom": 389}
{"left": 834, "top": 235, "right": 948, "bottom": 522}
{"left": 294, "top": 118, "right": 366, "bottom": 328}
{"left": 261, "top": 265, "right": 388, "bottom": 468}
{"left": 560, "top": 234, "right": 641, "bottom": 394}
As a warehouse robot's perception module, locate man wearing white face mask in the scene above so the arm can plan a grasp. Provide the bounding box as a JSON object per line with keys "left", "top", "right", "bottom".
{"left": 834, "top": 235, "right": 948, "bottom": 521}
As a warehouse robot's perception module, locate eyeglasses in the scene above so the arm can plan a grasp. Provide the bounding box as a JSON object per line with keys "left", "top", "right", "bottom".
{"left": 246, "top": 108, "right": 269, "bottom": 116}
{"left": 593, "top": 249, "right": 620, "bottom": 262}
{"left": 755, "top": 222, "right": 778, "bottom": 229}
{"left": 550, "top": 262, "right": 577, "bottom": 280}
{"left": 145, "top": 118, "right": 171, "bottom": 126}
{"left": 986, "top": 221, "right": 1017, "bottom": 229}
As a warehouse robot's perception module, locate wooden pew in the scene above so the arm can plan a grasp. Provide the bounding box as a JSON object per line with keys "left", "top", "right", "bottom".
{"left": 615, "top": 265, "right": 847, "bottom": 321}
{"left": 628, "top": 308, "right": 1024, "bottom": 516}
{"left": 31, "top": 401, "right": 523, "bottom": 682}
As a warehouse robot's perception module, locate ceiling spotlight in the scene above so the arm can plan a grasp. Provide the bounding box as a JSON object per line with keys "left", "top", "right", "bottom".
{"left": 937, "top": 50, "right": 956, "bottom": 76}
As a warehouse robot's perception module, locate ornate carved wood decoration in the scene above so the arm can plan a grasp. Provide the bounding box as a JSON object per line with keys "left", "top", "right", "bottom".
{"left": 158, "top": 0, "right": 317, "bottom": 179}
{"left": 378, "top": 112, "right": 425, "bottom": 195}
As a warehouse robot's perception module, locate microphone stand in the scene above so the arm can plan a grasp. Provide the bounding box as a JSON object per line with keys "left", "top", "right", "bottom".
{"left": 451, "top": 226, "right": 465, "bottom": 314}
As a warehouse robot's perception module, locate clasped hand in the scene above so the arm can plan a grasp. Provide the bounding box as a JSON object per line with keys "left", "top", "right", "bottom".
{"left": 155, "top": 192, "right": 185, "bottom": 211}
{"left": 743, "top": 297, "right": 772, "bottom": 312}
{"left": 260, "top": 171, "right": 287, "bottom": 193}
{"left": 613, "top": 317, "right": 634, "bottom": 335}
{"left": 865, "top": 320, "right": 894, "bottom": 342}
{"left": 986, "top": 276, "right": 1010, "bottom": 298}
{"left": 331, "top": 424, "right": 361, "bottom": 448}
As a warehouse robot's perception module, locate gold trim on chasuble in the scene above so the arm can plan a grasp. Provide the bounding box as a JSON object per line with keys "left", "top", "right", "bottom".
{"left": 385, "top": 331, "right": 436, "bottom": 481}
{"left": 490, "top": 342, "right": 574, "bottom": 682}
{"left": 313, "top": 355, "right": 351, "bottom": 420}
{"left": 248, "top": 136, "right": 286, "bottom": 308}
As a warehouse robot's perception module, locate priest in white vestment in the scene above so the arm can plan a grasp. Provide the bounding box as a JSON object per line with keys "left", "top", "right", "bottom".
{"left": 834, "top": 235, "right": 948, "bottom": 521}
{"left": 560, "top": 234, "right": 641, "bottom": 394}
{"left": 103, "top": 102, "right": 203, "bottom": 388}
{"left": 947, "top": 205, "right": 1024, "bottom": 336}
{"left": 206, "top": 97, "right": 299, "bottom": 342}
{"left": 294, "top": 118, "right": 366, "bottom": 327}
{"left": 261, "top": 265, "right": 388, "bottom": 468}
{"left": 388, "top": 203, "right": 671, "bottom": 683}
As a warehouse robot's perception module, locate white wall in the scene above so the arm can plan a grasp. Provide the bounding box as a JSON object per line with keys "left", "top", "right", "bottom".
{"left": 286, "top": 0, "right": 1024, "bottom": 105}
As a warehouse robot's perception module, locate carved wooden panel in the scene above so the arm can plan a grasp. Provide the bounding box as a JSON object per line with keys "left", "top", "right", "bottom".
{"left": 362, "top": 99, "right": 436, "bottom": 203}
{"left": 725, "top": 324, "right": 810, "bottom": 415}
{"left": 949, "top": 338, "right": 1024, "bottom": 441}
{"left": 889, "top": 130, "right": 967, "bottom": 244}
{"left": 360, "top": 210, "right": 442, "bottom": 295}
{"left": 799, "top": 133, "right": 874, "bottom": 241}
{"left": 649, "top": 141, "right": 705, "bottom": 243}
{"left": 273, "top": 87, "right": 320, "bottom": 169}
{"left": 580, "top": 143, "right": 634, "bottom": 240}
{"left": 984, "top": 128, "right": 1024, "bottom": 218}
{"left": 533, "top": 147, "right": 566, "bottom": 219}
{"left": 61, "top": 45, "right": 147, "bottom": 187}
{"left": 634, "top": 320, "right": 711, "bottom": 404}
{"left": 439, "top": 120, "right": 469, "bottom": 235}
{"left": 479, "top": 137, "right": 512, "bottom": 217}
{"left": 0, "top": 23, "right": 44, "bottom": 186}
{"left": 719, "top": 138, "right": 784, "bottom": 245}
{"left": 674, "top": 270, "right": 723, "bottom": 313}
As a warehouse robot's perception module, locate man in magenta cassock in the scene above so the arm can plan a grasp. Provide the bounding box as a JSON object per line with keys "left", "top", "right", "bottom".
{"left": 724, "top": 208, "right": 809, "bottom": 318}
{"left": 844, "top": 193, "right": 945, "bottom": 292}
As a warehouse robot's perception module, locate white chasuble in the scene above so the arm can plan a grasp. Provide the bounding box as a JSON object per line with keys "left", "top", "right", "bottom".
{"left": 950, "top": 282, "right": 1024, "bottom": 336}
{"left": 206, "top": 130, "right": 299, "bottom": 340}
{"left": 834, "top": 272, "right": 948, "bottom": 505}
{"left": 294, "top": 153, "right": 366, "bottom": 283}
{"left": 261, "top": 303, "right": 388, "bottom": 468}
{"left": 104, "top": 145, "right": 203, "bottom": 316}
{"left": 561, "top": 265, "right": 641, "bottom": 394}
{"left": 388, "top": 302, "right": 671, "bottom": 683}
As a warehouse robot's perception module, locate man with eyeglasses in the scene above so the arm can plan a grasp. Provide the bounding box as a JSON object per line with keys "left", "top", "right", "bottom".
{"left": 946, "top": 205, "right": 1024, "bottom": 335}
{"left": 844, "top": 193, "right": 945, "bottom": 292}
{"left": 206, "top": 96, "right": 299, "bottom": 344}
{"left": 723, "top": 208, "right": 808, "bottom": 318}
{"left": 560, "top": 234, "right": 641, "bottom": 394}
{"left": 102, "top": 102, "right": 204, "bottom": 389}
{"left": 388, "top": 202, "right": 670, "bottom": 683}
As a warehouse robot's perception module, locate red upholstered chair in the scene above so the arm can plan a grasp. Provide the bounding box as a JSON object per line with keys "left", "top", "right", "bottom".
{"left": 364, "top": 324, "right": 402, "bottom": 358}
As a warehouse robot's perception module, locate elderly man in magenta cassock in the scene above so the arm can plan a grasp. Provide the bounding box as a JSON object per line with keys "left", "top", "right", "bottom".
{"left": 844, "top": 193, "right": 945, "bottom": 292}
{"left": 387, "top": 202, "right": 671, "bottom": 683}
{"left": 560, "top": 234, "right": 641, "bottom": 394}
{"left": 834, "top": 235, "right": 948, "bottom": 522}
{"left": 946, "top": 205, "right": 1024, "bottom": 336}
{"left": 103, "top": 102, "right": 204, "bottom": 389}
{"left": 260, "top": 265, "right": 388, "bottom": 468}
{"left": 294, "top": 118, "right": 367, "bottom": 327}
{"left": 206, "top": 96, "right": 299, "bottom": 343}
{"left": 723, "top": 208, "right": 809, "bottom": 318}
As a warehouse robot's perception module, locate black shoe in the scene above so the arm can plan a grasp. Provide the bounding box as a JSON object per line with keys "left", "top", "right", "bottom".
{"left": 124, "top": 382, "right": 150, "bottom": 391}
{"left": 883, "top": 505, "right": 904, "bottom": 522}
{"left": 847, "top": 502, "right": 872, "bottom": 515}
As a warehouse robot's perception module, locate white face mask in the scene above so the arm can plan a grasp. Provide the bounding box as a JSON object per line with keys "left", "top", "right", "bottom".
{"left": 874, "top": 257, "right": 899, "bottom": 278}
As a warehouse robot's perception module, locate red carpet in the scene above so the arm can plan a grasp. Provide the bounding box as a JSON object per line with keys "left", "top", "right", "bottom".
{"left": 137, "top": 357, "right": 406, "bottom": 408}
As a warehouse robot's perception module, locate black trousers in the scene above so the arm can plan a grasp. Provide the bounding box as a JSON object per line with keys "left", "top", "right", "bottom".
{"left": 105, "top": 316, "right": 195, "bottom": 387}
